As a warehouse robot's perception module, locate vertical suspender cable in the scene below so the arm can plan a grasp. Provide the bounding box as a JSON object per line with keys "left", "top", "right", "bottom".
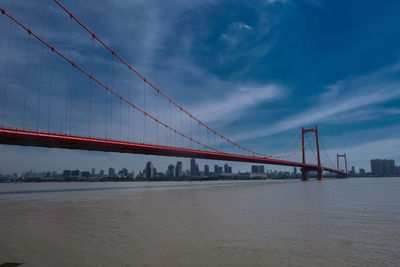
{"left": 104, "top": 88, "right": 108, "bottom": 138}
{"left": 169, "top": 101, "right": 171, "bottom": 146}
{"left": 65, "top": 15, "right": 72, "bottom": 134}
{"left": 131, "top": 73, "right": 135, "bottom": 141}
{"left": 0, "top": 12, "right": 4, "bottom": 102}
{"left": 156, "top": 90, "right": 159, "bottom": 145}
{"left": 69, "top": 60, "right": 73, "bottom": 133}
{"left": 119, "top": 97, "right": 122, "bottom": 139}
{"left": 23, "top": 33, "right": 31, "bottom": 129}
{"left": 37, "top": 0, "right": 47, "bottom": 131}
{"left": 47, "top": 46, "right": 54, "bottom": 131}
{"left": 0, "top": 10, "right": 4, "bottom": 72}
{"left": 110, "top": 55, "right": 114, "bottom": 139}
{"left": 88, "top": 35, "right": 94, "bottom": 136}
{"left": 1, "top": 0, "right": 14, "bottom": 127}
{"left": 128, "top": 69, "right": 131, "bottom": 140}
{"left": 143, "top": 79, "right": 146, "bottom": 143}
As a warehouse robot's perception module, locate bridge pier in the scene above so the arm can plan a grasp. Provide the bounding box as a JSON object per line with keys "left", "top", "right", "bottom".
{"left": 317, "top": 169, "right": 323, "bottom": 180}
{"left": 301, "top": 167, "right": 323, "bottom": 181}
{"left": 301, "top": 167, "right": 308, "bottom": 181}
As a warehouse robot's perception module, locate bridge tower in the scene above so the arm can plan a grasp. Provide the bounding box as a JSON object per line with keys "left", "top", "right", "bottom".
{"left": 301, "top": 126, "right": 323, "bottom": 181}
{"left": 336, "top": 153, "right": 348, "bottom": 177}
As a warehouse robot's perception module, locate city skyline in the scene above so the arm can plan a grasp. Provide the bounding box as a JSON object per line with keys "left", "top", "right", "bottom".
{"left": 2, "top": 157, "right": 399, "bottom": 180}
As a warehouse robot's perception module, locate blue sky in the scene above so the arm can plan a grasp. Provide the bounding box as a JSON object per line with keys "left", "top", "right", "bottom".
{"left": 1, "top": 0, "right": 400, "bottom": 174}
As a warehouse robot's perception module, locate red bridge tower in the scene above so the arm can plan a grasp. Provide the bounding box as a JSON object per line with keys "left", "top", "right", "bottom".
{"left": 301, "top": 126, "right": 323, "bottom": 181}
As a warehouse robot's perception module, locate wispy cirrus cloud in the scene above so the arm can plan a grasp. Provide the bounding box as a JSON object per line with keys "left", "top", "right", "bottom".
{"left": 231, "top": 63, "right": 400, "bottom": 141}
{"left": 191, "top": 84, "right": 286, "bottom": 125}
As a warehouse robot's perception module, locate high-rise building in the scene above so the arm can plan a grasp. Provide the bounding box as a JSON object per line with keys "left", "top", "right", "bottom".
{"left": 71, "top": 169, "right": 80, "bottom": 179}
{"left": 251, "top": 165, "right": 265, "bottom": 174}
{"left": 175, "top": 161, "right": 183, "bottom": 177}
{"left": 204, "top": 164, "right": 209, "bottom": 176}
{"left": 145, "top": 161, "right": 154, "bottom": 179}
{"left": 120, "top": 168, "right": 128, "bottom": 177}
{"left": 387, "top": 160, "right": 395, "bottom": 175}
{"left": 108, "top": 167, "right": 115, "bottom": 177}
{"left": 349, "top": 166, "right": 356, "bottom": 176}
{"left": 190, "top": 159, "right": 197, "bottom": 176}
{"left": 226, "top": 166, "right": 232, "bottom": 173}
{"left": 91, "top": 168, "right": 96, "bottom": 176}
{"left": 167, "top": 164, "right": 175, "bottom": 178}
{"left": 63, "top": 170, "right": 71, "bottom": 180}
{"left": 81, "top": 171, "right": 90, "bottom": 179}
{"left": 214, "top": 164, "right": 219, "bottom": 173}
{"left": 223, "top": 163, "right": 232, "bottom": 173}
{"left": 371, "top": 159, "right": 396, "bottom": 176}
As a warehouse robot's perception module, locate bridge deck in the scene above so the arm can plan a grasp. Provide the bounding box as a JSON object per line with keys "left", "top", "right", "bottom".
{"left": 0, "top": 128, "right": 339, "bottom": 173}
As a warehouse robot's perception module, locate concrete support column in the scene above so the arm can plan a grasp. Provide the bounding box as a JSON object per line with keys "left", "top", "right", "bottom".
{"left": 301, "top": 168, "right": 308, "bottom": 181}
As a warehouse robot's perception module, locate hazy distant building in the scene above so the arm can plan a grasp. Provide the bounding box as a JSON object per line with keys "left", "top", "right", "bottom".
{"left": 204, "top": 164, "right": 209, "bottom": 176}
{"left": 119, "top": 168, "right": 128, "bottom": 177}
{"left": 91, "top": 168, "right": 96, "bottom": 176}
{"left": 175, "top": 161, "right": 183, "bottom": 177}
{"left": 190, "top": 159, "right": 198, "bottom": 176}
{"left": 108, "top": 167, "right": 115, "bottom": 177}
{"left": 349, "top": 166, "right": 356, "bottom": 176}
{"left": 167, "top": 164, "right": 175, "bottom": 178}
{"left": 224, "top": 164, "right": 232, "bottom": 174}
{"left": 251, "top": 165, "right": 265, "bottom": 174}
{"left": 359, "top": 168, "right": 366, "bottom": 175}
{"left": 145, "top": 161, "right": 155, "bottom": 179}
{"left": 81, "top": 171, "right": 90, "bottom": 179}
{"left": 71, "top": 169, "right": 80, "bottom": 179}
{"left": 63, "top": 170, "right": 71, "bottom": 180}
{"left": 371, "top": 159, "right": 395, "bottom": 176}
{"left": 213, "top": 164, "right": 223, "bottom": 174}
{"left": 395, "top": 166, "right": 400, "bottom": 175}
{"left": 227, "top": 166, "right": 232, "bottom": 173}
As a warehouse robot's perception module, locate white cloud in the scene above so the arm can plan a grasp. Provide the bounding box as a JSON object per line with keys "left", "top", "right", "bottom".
{"left": 231, "top": 63, "right": 400, "bottom": 141}
{"left": 234, "top": 22, "right": 253, "bottom": 31}
{"left": 266, "top": 0, "right": 289, "bottom": 4}
{"left": 191, "top": 84, "right": 286, "bottom": 124}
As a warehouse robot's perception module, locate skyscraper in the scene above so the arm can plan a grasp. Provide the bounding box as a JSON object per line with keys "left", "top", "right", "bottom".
{"left": 145, "top": 161, "right": 154, "bottom": 179}
{"left": 223, "top": 163, "right": 232, "bottom": 173}
{"left": 371, "top": 159, "right": 396, "bottom": 176}
{"left": 167, "top": 164, "right": 175, "bottom": 178}
{"left": 190, "top": 158, "right": 196, "bottom": 176}
{"left": 251, "top": 165, "right": 264, "bottom": 174}
{"left": 108, "top": 167, "right": 115, "bottom": 177}
{"left": 214, "top": 164, "right": 219, "bottom": 173}
{"left": 204, "top": 164, "right": 209, "bottom": 176}
{"left": 175, "top": 161, "right": 183, "bottom": 177}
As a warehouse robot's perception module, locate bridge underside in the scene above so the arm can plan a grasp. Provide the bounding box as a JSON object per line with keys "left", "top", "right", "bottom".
{"left": 0, "top": 128, "right": 340, "bottom": 175}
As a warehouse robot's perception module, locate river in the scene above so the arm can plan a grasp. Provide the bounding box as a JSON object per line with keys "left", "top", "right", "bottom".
{"left": 0, "top": 178, "right": 399, "bottom": 266}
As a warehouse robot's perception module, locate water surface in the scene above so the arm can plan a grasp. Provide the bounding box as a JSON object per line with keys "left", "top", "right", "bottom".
{"left": 1, "top": 178, "right": 399, "bottom": 266}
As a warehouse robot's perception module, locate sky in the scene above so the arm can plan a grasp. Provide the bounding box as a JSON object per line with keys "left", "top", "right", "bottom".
{"left": 0, "top": 0, "right": 400, "bottom": 175}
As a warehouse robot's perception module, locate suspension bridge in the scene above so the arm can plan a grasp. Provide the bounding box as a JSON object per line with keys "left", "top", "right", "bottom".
{"left": 0, "top": 1, "right": 348, "bottom": 180}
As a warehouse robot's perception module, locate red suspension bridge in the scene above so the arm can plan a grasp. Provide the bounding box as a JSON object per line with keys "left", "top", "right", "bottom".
{"left": 0, "top": 1, "right": 347, "bottom": 180}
